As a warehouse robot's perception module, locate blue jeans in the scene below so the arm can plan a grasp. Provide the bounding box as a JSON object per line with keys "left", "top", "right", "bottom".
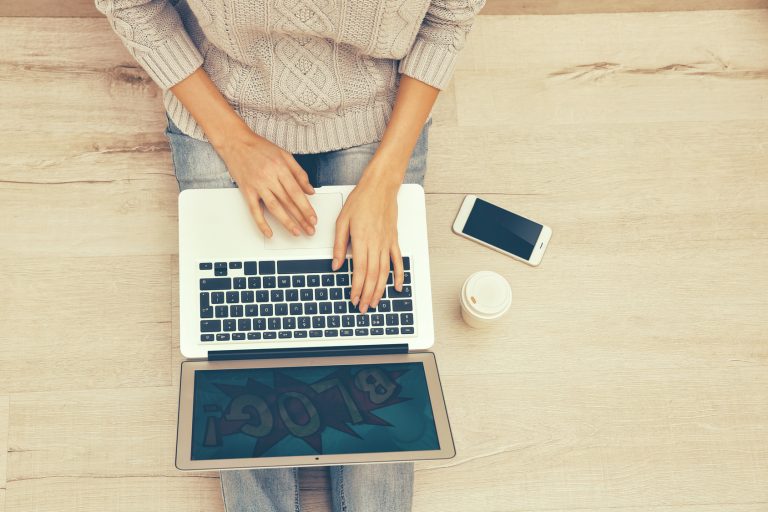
{"left": 165, "top": 117, "right": 430, "bottom": 512}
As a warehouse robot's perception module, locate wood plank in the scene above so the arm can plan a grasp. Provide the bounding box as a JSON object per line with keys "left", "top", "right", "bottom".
{"left": 0, "top": 396, "right": 7, "bottom": 490}
{"left": 2, "top": 0, "right": 767, "bottom": 18}
{"left": 0, "top": 256, "right": 172, "bottom": 394}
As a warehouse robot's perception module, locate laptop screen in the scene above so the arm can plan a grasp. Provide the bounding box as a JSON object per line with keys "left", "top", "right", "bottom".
{"left": 190, "top": 362, "right": 439, "bottom": 460}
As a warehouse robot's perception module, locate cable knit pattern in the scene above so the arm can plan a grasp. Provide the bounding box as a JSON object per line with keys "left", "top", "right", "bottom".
{"left": 96, "top": 0, "right": 484, "bottom": 153}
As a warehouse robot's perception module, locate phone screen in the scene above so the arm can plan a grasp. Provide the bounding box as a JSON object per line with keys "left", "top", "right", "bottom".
{"left": 462, "top": 198, "right": 543, "bottom": 260}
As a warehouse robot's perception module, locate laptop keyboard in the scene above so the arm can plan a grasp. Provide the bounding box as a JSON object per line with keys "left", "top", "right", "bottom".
{"left": 197, "top": 258, "right": 415, "bottom": 342}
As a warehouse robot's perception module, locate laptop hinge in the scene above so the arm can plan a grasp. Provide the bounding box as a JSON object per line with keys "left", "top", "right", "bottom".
{"left": 206, "top": 343, "right": 409, "bottom": 361}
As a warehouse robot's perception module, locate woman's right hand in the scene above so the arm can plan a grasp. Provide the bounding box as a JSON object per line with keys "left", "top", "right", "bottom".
{"left": 217, "top": 130, "right": 317, "bottom": 238}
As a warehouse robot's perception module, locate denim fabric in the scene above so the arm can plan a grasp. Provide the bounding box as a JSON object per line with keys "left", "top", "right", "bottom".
{"left": 166, "top": 117, "right": 429, "bottom": 512}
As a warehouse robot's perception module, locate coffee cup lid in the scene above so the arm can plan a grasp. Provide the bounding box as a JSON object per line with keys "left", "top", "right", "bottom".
{"left": 463, "top": 271, "right": 511, "bottom": 317}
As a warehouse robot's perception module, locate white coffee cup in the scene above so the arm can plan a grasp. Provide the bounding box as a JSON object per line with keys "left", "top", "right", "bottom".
{"left": 459, "top": 271, "right": 512, "bottom": 328}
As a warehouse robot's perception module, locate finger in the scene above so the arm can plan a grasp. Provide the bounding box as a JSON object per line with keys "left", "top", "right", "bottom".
{"left": 271, "top": 183, "right": 314, "bottom": 235}
{"left": 285, "top": 154, "right": 315, "bottom": 195}
{"left": 371, "top": 249, "right": 389, "bottom": 308}
{"left": 259, "top": 189, "right": 302, "bottom": 236}
{"left": 390, "top": 242, "right": 404, "bottom": 292}
{"left": 245, "top": 190, "right": 273, "bottom": 238}
{"left": 359, "top": 247, "right": 380, "bottom": 314}
{"left": 332, "top": 215, "right": 350, "bottom": 271}
{"left": 278, "top": 170, "right": 317, "bottom": 228}
{"left": 350, "top": 241, "right": 367, "bottom": 308}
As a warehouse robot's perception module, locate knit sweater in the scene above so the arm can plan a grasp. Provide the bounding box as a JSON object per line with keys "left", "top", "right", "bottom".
{"left": 96, "top": 0, "right": 484, "bottom": 153}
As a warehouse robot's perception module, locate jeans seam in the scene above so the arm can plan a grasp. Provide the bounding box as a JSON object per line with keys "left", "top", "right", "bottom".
{"left": 339, "top": 466, "right": 347, "bottom": 512}
{"left": 219, "top": 472, "right": 230, "bottom": 511}
{"left": 294, "top": 467, "right": 301, "bottom": 512}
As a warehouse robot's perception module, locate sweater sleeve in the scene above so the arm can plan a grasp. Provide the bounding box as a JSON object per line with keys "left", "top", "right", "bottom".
{"left": 96, "top": 0, "right": 203, "bottom": 90}
{"left": 398, "top": 0, "right": 485, "bottom": 90}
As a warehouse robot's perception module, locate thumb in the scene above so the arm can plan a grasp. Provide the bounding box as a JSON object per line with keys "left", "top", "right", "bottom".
{"left": 332, "top": 215, "right": 350, "bottom": 270}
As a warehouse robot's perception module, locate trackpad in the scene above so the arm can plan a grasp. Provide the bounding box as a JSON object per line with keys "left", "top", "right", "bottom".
{"left": 264, "top": 193, "right": 343, "bottom": 250}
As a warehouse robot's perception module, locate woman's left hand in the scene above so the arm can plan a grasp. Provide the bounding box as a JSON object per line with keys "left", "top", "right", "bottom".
{"left": 332, "top": 168, "right": 405, "bottom": 314}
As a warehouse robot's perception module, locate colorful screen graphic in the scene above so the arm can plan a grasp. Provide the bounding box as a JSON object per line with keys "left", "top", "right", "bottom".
{"left": 191, "top": 362, "right": 439, "bottom": 460}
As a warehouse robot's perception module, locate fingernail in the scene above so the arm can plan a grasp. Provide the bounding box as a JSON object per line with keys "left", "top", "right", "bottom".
{"left": 292, "top": 227, "right": 300, "bottom": 236}
{"left": 360, "top": 305, "right": 367, "bottom": 314}
{"left": 307, "top": 226, "right": 315, "bottom": 235}
{"left": 310, "top": 215, "right": 317, "bottom": 225}
{"left": 332, "top": 258, "right": 339, "bottom": 270}
{"left": 266, "top": 231, "right": 273, "bottom": 239}
{"left": 352, "top": 296, "right": 359, "bottom": 306}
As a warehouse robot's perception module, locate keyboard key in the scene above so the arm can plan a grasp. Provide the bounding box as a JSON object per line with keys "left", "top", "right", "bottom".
{"left": 336, "top": 274, "right": 350, "bottom": 286}
{"left": 244, "top": 261, "right": 258, "bottom": 275}
{"left": 298, "top": 316, "right": 311, "bottom": 329}
{"left": 328, "top": 316, "right": 341, "bottom": 328}
{"left": 355, "top": 328, "right": 369, "bottom": 336}
{"left": 200, "top": 278, "right": 231, "bottom": 290}
{"left": 215, "top": 267, "right": 227, "bottom": 276}
{"left": 248, "top": 277, "right": 261, "bottom": 289}
{"left": 403, "top": 257, "right": 411, "bottom": 270}
{"left": 283, "top": 317, "right": 296, "bottom": 329}
{"left": 215, "top": 306, "right": 228, "bottom": 318}
{"left": 201, "top": 334, "right": 214, "bottom": 342}
{"left": 211, "top": 292, "right": 225, "bottom": 304}
{"left": 200, "top": 306, "right": 213, "bottom": 318}
{"left": 292, "top": 275, "right": 305, "bottom": 287}
{"left": 324, "top": 329, "right": 339, "bottom": 337}
{"left": 259, "top": 261, "right": 276, "bottom": 274}
{"left": 401, "top": 313, "right": 414, "bottom": 325}
{"left": 393, "top": 299, "right": 413, "bottom": 311}
{"left": 263, "top": 276, "right": 276, "bottom": 288}
{"left": 223, "top": 319, "right": 236, "bottom": 331}
{"left": 270, "top": 290, "right": 284, "bottom": 302}
{"left": 263, "top": 332, "right": 277, "bottom": 339}
{"left": 385, "top": 314, "right": 399, "bottom": 326}
{"left": 286, "top": 289, "right": 299, "bottom": 302}
{"left": 232, "top": 332, "right": 245, "bottom": 340}
{"left": 253, "top": 318, "right": 266, "bottom": 330}
{"left": 371, "top": 314, "right": 384, "bottom": 326}
{"left": 230, "top": 305, "right": 243, "bottom": 317}
{"left": 241, "top": 291, "right": 254, "bottom": 303}
{"left": 200, "top": 292, "right": 210, "bottom": 308}
{"left": 319, "top": 302, "right": 332, "bottom": 314}
{"left": 304, "top": 302, "right": 318, "bottom": 315}
{"left": 214, "top": 262, "right": 227, "bottom": 270}
{"left": 307, "top": 275, "right": 320, "bottom": 287}
{"left": 200, "top": 320, "right": 221, "bottom": 332}
{"left": 226, "top": 291, "right": 239, "bottom": 303}
{"left": 385, "top": 327, "right": 399, "bottom": 335}
{"left": 268, "top": 318, "right": 280, "bottom": 330}
{"left": 300, "top": 289, "right": 313, "bottom": 301}
{"left": 386, "top": 274, "right": 393, "bottom": 285}
{"left": 229, "top": 261, "right": 242, "bottom": 269}
{"left": 278, "top": 259, "right": 333, "bottom": 274}
{"left": 403, "top": 272, "right": 411, "bottom": 284}
{"left": 330, "top": 288, "right": 343, "bottom": 300}
{"left": 260, "top": 304, "right": 274, "bottom": 316}
{"left": 275, "top": 303, "right": 288, "bottom": 316}
{"left": 278, "top": 331, "right": 292, "bottom": 339}
{"left": 334, "top": 301, "right": 347, "bottom": 314}
{"left": 312, "top": 316, "right": 326, "bottom": 328}
{"left": 315, "top": 288, "right": 328, "bottom": 300}
{"left": 371, "top": 328, "right": 384, "bottom": 335}
{"left": 216, "top": 333, "right": 230, "bottom": 341}
{"left": 199, "top": 262, "right": 212, "bottom": 270}
{"left": 340, "top": 329, "right": 353, "bottom": 337}
{"left": 256, "top": 290, "right": 269, "bottom": 302}
{"left": 401, "top": 327, "right": 415, "bottom": 335}
{"left": 246, "top": 305, "right": 259, "bottom": 317}
{"left": 309, "top": 330, "right": 323, "bottom": 338}
{"left": 342, "top": 315, "right": 355, "bottom": 327}
{"left": 344, "top": 288, "right": 351, "bottom": 300}
{"left": 247, "top": 332, "right": 261, "bottom": 340}
{"left": 322, "top": 274, "right": 335, "bottom": 286}
{"left": 294, "top": 330, "right": 308, "bottom": 338}
{"left": 356, "top": 315, "right": 370, "bottom": 327}
{"left": 377, "top": 300, "right": 391, "bottom": 312}
{"left": 388, "top": 285, "right": 412, "bottom": 298}
{"left": 278, "top": 276, "right": 291, "bottom": 288}
{"left": 238, "top": 318, "right": 251, "bottom": 331}
{"left": 290, "top": 303, "right": 303, "bottom": 315}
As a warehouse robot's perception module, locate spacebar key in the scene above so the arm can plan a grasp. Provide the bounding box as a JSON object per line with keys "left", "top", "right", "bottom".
{"left": 277, "top": 259, "right": 333, "bottom": 274}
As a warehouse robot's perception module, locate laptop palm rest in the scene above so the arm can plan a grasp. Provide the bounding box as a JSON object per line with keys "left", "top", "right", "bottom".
{"left": 264, "top": 192, "right": 343, "bottom": 250}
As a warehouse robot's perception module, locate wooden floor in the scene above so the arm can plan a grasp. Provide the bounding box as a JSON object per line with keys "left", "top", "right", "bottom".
{"left": 1, "top": 8, "right": 767, "bottom": 512}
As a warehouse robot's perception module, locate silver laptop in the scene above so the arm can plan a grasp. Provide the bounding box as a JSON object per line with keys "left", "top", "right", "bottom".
{"left": 175, "top": 185, "right": 452, "bottom": 470}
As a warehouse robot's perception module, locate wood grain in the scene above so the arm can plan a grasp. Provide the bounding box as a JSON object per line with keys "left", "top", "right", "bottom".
{"left": 3, "top": 0, "right": 768, "bottom": 17}
{"left": 1, "top": 10, "right": 767, "bottom": 512}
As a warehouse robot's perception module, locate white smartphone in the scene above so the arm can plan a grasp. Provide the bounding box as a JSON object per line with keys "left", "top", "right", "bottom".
{"left": 452, "top": 195, "right": 552, "bottom": 266}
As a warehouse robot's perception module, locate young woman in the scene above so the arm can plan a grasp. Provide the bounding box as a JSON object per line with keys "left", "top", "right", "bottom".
{"left": 98, "top": 1, "right": 482, "bottom": 510}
